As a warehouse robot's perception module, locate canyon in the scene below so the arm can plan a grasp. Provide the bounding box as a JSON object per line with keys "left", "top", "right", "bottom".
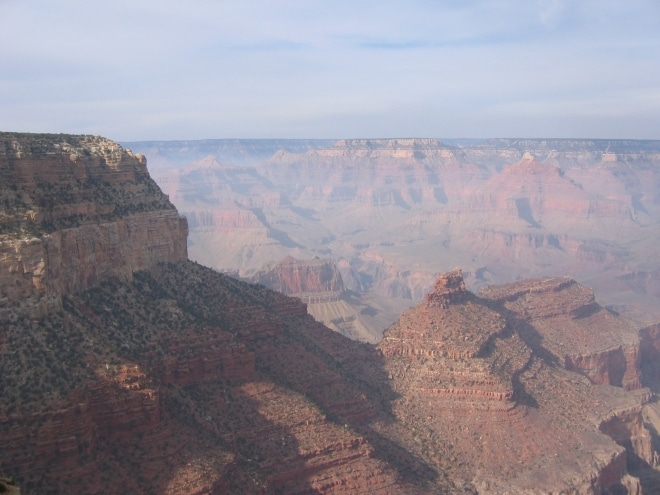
{"left": 2, "top": 132, "right": 660, "bottom": 493}
{"left": 126, "top": 138, "right": 660, "bottom": 339}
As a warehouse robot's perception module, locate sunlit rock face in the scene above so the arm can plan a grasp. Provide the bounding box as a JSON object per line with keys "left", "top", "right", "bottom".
{"left": 0, "top": 132, "right": 188, "bottom": 320}
{"left": 247, "top": 255, "right": 346, "bottom": 302}
{"left": 379, "top": 269, "right": 660, "bottom": 494}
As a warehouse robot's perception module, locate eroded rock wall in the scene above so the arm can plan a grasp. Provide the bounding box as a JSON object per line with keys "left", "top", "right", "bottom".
{"left": 377, "top": 269, "right": 659, "bottom": 494}
{"left": 247, "top": 255, "right": 345, "bottom": 303}
{"left": 480, "top": 276, "right": 643, "bottom": 389}
{"left": 0, "top": 133, "right": 188, "bottom": 320}
{"left": 4, "top": 133, "right": 660, "bottom": 494}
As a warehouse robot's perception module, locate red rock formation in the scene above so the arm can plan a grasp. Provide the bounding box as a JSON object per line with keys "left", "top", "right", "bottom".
{"left": 599, "top": 399, "right": 659, "bottom": 470}
{"left": 154, "top": 332, "right": 255, "bottom": 385}
{"left": 376, "top": 269, "right": 660, "bottom": 493}
{"left": 248, "top": 256, "right": 345, "bottom": 303}
{"left": 424, "top": 267, "right": 467, "bottom": 308}
{"left": 133, "top": 138, "right": 660, "bottom": 327}
{"left": 0, "top": 133, "right": 188, "bottom": 321}
{"left": 479, "top": 276, "right": 644, "bottom": 389}
{"left": 480, "top": 154, "right": 631, "bottom": 221}
{"left": 4, "top": 251, "right": 656, "bottom": 494}
{"left": 4, "top": 134, "right": 660, "bottom": 494}
{"left": 0, "top": 367, "right": 161, "bottom": 489}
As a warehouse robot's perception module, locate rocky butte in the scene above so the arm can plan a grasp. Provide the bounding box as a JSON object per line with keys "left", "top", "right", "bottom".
{"left": 1, "top": 132, "right": 660, "bottom": 494}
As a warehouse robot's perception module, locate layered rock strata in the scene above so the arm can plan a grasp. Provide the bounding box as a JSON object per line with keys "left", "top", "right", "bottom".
{"left": 3, "top": 258, "right": 451, "bottom": 494}
{"left": 246, "top": 256, "right": 413, "bottom": 344}
{"left": 377, "top": 270, "right": 660, "bottom": 493}
{"left": 479, "top": 277, "right": 642, "bottom": 389}
{"left": 0, "top": 135, "right": 406, "bottom": 493}
{"left": 248, "top": 256, "right": 345, "bottom": 303}
{"left": 0, "top": 133, "right": 188, "bottom": 321}
{"left": 4, "top": 134, "right": 660, "bottom": 494}
{"left": 130, "top": 137, "right": 660, "bottom": 327}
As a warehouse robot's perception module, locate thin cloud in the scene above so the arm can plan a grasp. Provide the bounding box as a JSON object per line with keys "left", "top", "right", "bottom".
{"left": 0, "top": 0, "right": 658, "bottom": 139}
{"left": 537, "top": 0, "right": 568, "bottom": 29}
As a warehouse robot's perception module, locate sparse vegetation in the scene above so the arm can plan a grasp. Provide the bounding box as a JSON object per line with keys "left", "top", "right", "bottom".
{"left": 0, "top": 132, "right": 175, "bottom": 236}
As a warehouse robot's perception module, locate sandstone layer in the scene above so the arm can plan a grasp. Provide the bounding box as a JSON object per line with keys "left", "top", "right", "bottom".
{"left": 0, "top": 133, "right": 188, "bottom": 321}
{"left": 244, "top": 256, "right": 410, "bottom": 343}
{"left": 247, "top": 256, "right": 346, "bottom": 303}
{"left": 376, "top": 270, "right": 660, "bottom": 493}
{"left": 480, "top": 277, "right": 642, "bottom": 390}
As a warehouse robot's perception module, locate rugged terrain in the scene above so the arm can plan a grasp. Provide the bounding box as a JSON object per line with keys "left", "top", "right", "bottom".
{"left": 379, "top": 269, "right": 660, "bottom": 493}
{"left": 126, "top": 138, "right": 660, "bottom": 337}
{"left": 0, "top": 133, "right": 187, "bottom": 321}
{"left": 2, "top": 133, "right": 660, "bottom": 494}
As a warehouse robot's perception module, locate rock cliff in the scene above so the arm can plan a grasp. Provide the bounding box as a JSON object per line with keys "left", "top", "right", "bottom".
{"left": 0, "top": 259, "right": 421, "bottom": 494}
{"left": 378, "top": 270, "right": 660, "bottom": 493}
{"left": 479, "top": 277, "right": 642, "bottom": 389}
{"left": 246, "top": 256, "right": 413, "bottom": 343}
{"left": 0, "top": 132, "right": 188, "bottom": 321}
{"left": 248, "top": 256, "right": 346, "bottom": 303}
{"left": 0, "top": 134, "right": 408, "bottom": 494}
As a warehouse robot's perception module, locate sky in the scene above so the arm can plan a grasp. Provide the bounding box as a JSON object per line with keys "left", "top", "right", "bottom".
{"left": 1, "top": 0, "right": 659, "bottom": 141}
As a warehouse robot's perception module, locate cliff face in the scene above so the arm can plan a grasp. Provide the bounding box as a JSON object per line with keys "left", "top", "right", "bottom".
{"left": 245, "top": 256, "right": 416, "bottom": 344}
{"left": 0, "top": 133, "right": 188, "bottom": 320}
{"left": 247, "top": 256, "right": 345, "bottom": 302}
{"left": 0, "top": 134, "right": 407, "bottom": 494}
{"left": 479, "top": 277, "right": 642, "bottom": 389}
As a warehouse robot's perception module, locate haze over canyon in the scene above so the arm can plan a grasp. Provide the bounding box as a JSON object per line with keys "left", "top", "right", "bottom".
{"left": 126, "top": 137, "right": 660, "bottom": 341}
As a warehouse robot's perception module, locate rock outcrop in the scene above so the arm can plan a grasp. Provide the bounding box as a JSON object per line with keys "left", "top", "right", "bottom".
{"left": 0, "top": 259, "right": 418, "bottom": 495}
{"left": 246, "top": 256, "right": 413, "bottom": 344}
{"left": 424, "top": 267, "right": 468, "bottom": 308}
{"left": 479, "top": 277, "right": 642, "bottom": 389}
{"left": 248, "top": 256, "right": 345, "bottom": 303}
{"left": 377, "top": 270, "right": 660, "bottom": 493}
{"left": 0, "top": 134, "right": 408, "bottom": 494}
{"left": 0, "top": 133, "right": 188, "bottom": 321}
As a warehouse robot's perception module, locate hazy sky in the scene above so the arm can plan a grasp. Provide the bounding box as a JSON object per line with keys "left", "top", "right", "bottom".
{"left": 2, "top": 0, "right": 659, "bottom": 140}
